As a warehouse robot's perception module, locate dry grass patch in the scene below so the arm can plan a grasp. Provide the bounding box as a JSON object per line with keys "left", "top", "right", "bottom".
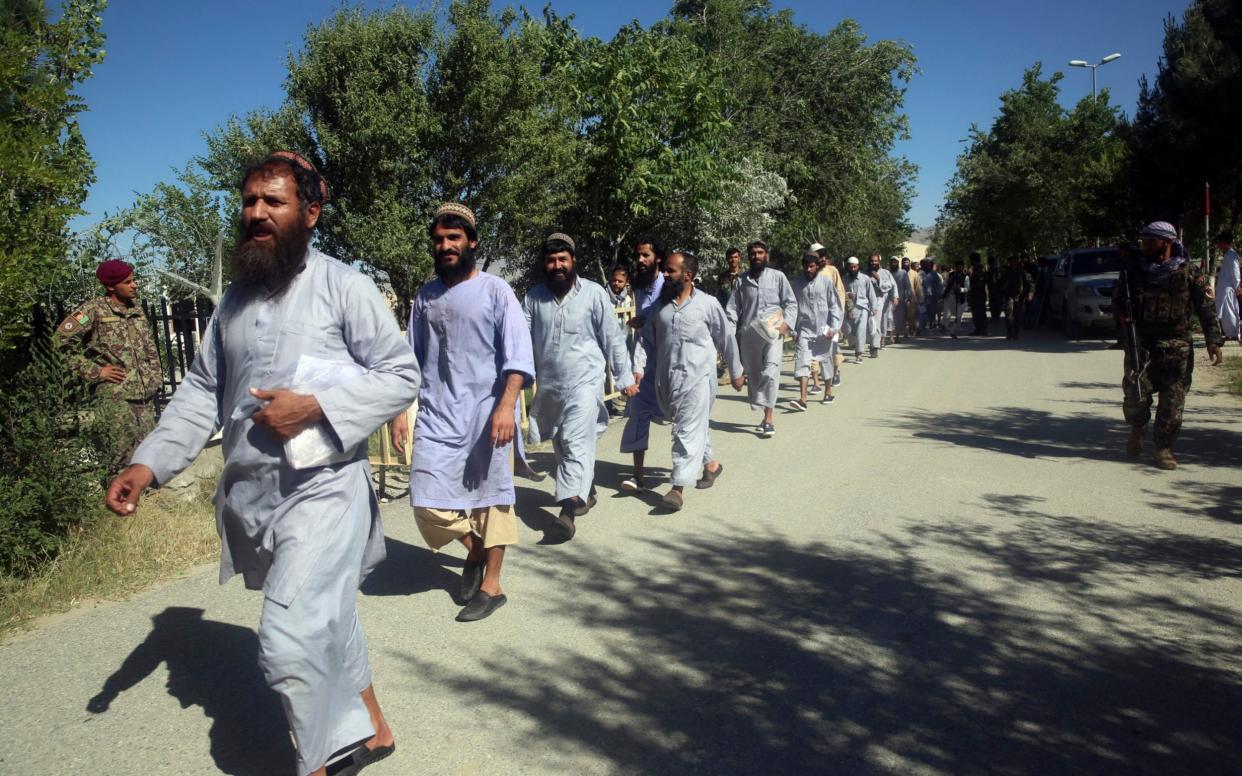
{"left": 1223, "top": 352, "right": 1242, "bottom": 397}
{"left": 0, "top": 483, "right": 218, "bottom": 639}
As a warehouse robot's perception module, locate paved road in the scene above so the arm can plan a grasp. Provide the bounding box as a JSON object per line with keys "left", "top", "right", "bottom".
{"left": 3, "top": 332, "right": 1241, "bottom": 776}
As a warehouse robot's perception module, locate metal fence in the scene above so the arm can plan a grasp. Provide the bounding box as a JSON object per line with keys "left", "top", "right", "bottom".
{"left": 141, "top": 298, "right": 215, "bottom": 414}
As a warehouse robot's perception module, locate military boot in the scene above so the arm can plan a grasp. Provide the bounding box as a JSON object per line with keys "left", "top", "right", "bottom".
{"left": 1126, "top": 426, "right": 1145, "bottom": 459}
{"left": 1153, "top": 448, "right": 1178, "bottom": 470}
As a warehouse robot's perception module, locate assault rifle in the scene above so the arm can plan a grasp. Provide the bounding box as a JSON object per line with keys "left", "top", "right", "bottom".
{"left": 1118, "top": 263, "right": 1145, "bottom": 403}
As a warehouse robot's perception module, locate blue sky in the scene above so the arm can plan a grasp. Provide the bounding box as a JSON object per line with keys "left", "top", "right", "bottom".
{"left": 74, "top": 0, "right": 1190, "bottom": 232}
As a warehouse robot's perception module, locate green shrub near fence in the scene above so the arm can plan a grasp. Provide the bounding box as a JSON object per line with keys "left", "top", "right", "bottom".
{"left": 0, "top": 341, "right": 121, "bottom": 576}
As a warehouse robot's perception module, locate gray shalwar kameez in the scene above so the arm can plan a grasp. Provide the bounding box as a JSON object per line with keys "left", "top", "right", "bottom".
{"left": 893, "top": 268, "right": 913, "bottom": 334}
{"left": 725, "top": 268, "right": 797, "bottom": 410}
{"left": 791, "top": 273, "right": 845, "bottom": 381}
{"left": 634, "top": 289, "right": 742, "bottom": 487}
{"left": 131, "top": 249, "right": 421, "bottom": 776}
{"left": 524, "top": 278, "right": 633, "bottom": 503}
{"left": 872, "top": 268, "right": 897, "bottom": 343}
{"left": 844, "top": 272, "right": 878, "bottom": 355}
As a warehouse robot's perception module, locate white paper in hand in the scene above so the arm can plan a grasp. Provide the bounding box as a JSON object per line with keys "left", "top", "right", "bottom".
{"left": 284, "top": 355, "right": 367, "bottom": 469}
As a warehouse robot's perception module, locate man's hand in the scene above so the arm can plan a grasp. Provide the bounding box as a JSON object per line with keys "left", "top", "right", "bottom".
{"left": 391, "top": 412, "right": 409, "bottom": 454}
{"left": 622, "top": 383, "right": 639, "bottom": 398}
{"left": 778, "top": 322, "right": 790, "bottom": 337}
{"left": 489, "top": 404, "right": 516, "bottom": 448}
{"left": 627, "top": 317, "right": 644, "bottom": 330}
{"left": 99, "top": 365, "right": 127, "bottom": 384}
{"left": 823, "top": 328, "right": 836, "bottom": 339}
{"left": 1208, "top": 343, "right": 1224, "bottom": 366}
{"left": 106, "top": 464, "right": 155, "bottom": 515}
{"left": 250, "top": 388, "right": 322, "bottom": 442}
{"left": 731, "top": 376, "right": 745, "bottom": 391}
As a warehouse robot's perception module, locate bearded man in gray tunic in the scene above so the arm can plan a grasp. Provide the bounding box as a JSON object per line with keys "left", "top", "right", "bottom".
{"left": 725, "top": 240, "right": 796, "bottom": 439}
{"left": 844, "top": 256, "right": 878, "bottom": 363}
{"left": 523, "top": 233, "right": 636, "bottom": 539}
{"left": 106, "top": 153, "right": 418, "bottom": 776}
{"left": 634, "top": 252, "right": 743, "bottom": 512}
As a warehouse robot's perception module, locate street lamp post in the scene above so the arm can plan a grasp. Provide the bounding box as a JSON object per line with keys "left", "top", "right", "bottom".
{"left": 1068, "top": 52, "right": 1121, "bottom": 98}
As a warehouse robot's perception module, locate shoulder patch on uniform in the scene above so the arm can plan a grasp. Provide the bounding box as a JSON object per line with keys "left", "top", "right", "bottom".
{"left": 1205, "top": 285, "right": 1216, "bottom": 301}
{"left": 76, "top": 312, "right": 90, "bottom": 325}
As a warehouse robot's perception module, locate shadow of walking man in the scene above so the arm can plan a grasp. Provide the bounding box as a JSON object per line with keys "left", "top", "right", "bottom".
{"left": 87, "top": 606, "right": 294, "bottom": 775}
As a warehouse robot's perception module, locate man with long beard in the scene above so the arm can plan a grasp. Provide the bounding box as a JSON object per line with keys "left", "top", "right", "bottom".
{"left": 843, "top": 256, "right": 878, "bottom": 362}
{"left": 789, "top": 252, "right": 844, "bottom": 410}
{"left": 619, "top": 237, "right": 666, "bottom": 491}
{"left": 634, "top": 252, "right": 743, "bottom": 511}
{"left": 392, "top": 203, "right": 534, "bottom": 621}
{"left": 726, "top": 240, "right": 796, "bottom": 438}
{"left": 523, "top": 233, "right": 635, "bottom": 539}
{"left": 106, "top": 152, "right": 418, "bottom": 776}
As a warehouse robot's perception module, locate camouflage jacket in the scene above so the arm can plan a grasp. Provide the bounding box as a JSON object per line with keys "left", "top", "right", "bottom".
{"left": 1113, "top": 258, "right": 1224, "bottom": 346}
{"left": 55, "top": 296, "right": 162, "bottom": 401}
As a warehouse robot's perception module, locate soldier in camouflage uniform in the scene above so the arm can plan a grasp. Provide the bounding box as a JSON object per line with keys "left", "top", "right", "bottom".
{"left": 56, "top": 259, "right": 163, "bottom": 472}
{"left": 1114, "top": 222, "right": 1224, "bottom": 470}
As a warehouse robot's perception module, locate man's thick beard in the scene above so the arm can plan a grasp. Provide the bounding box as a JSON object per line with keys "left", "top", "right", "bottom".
{"left": 659, "top": 278, "right": 684, "bottom": 303}
{"left": 547, "top": 269, "right": 576, "bottom": 297}
{"left": 634, "top": 261, "right": 658, "bottom": 288}
{"left": 749, "top": 261, "right": 766, "bottom": 278}
{"left": 231, "top": 225, "right": 311, "bottom": 293}
{"left": 847, "top": 270, "right": 859, "bottom": 280}
{"left": 434, "top": 247, "right": 477, "bottom": 282}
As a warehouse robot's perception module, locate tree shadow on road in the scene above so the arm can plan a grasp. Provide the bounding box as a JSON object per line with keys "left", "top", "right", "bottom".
{"left": 395, "top": 511, "right": 1242, "bottom": 775}
{"left": 1143, "top": 481, "right": 1242, "bottom": 525}
{"left": 86, "top": 607, "right": 294, "bottom": 776}
{"left": 888, "top": 405, "right": 1242, "bottom": 469}
{"left": 360, "top": 537, "right": 461, "bottom": 599}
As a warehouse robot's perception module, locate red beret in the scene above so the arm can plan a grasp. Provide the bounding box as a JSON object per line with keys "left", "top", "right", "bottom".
{"left": 96, "top": 259, "right": 134, "bottom": 286}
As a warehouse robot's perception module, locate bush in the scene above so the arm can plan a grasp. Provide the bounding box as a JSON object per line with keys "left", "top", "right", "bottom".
{"left": 0, "top": 339, "right": 121, "bottom": 576}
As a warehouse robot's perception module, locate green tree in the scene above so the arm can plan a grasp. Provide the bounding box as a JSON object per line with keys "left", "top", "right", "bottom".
{"left": 1129, "top": 0, "right": 1242, "bottom": 267}
{"left": 201, "top": 2, "right": 586, "bottom": 302}
{"left": 938, "top": 65, "right": 1128, "bottom": 261}
{"left": 0, "top": 0, "right": 107, "bottom": 354}
{"left": 666, "top": 1, "right": 918, "bottom": 261}
{"left": 560, "top": 20, "right": 734, "bottom": 281}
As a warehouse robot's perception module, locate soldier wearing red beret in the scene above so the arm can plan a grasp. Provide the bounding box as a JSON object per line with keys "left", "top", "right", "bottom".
{"left": 56, "top": 259, "right": 162, "bottom": 471}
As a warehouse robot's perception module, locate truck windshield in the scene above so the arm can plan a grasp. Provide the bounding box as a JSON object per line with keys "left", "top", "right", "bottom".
{"left": 1071, "top": 250, "right": 1121, "bottom": 276}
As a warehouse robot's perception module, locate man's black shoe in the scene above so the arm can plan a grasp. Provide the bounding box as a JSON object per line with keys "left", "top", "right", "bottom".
{"left": 456, "top": 590, "right": 508, "bottom": 622}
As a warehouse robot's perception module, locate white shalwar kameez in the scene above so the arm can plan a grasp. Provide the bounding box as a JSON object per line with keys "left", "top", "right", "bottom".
{"left": 131, "top": 250, "right": 421, "bottom": 776}
{"left": 725, "top": 267, "right": 797, "bottom": 410}
{"left": 634, "top": 289, "right": 742, "bottom": 487}
{"left": 524, "top": 278, "right": 633, "bottom": 503}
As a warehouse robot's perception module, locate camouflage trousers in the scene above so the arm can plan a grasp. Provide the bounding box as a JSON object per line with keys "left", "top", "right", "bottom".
{"left": 1122, "top": 336, "right": 1194, "bottom": 449}
{"left": 110, "top": 399, "right": 157, "bottom": 473}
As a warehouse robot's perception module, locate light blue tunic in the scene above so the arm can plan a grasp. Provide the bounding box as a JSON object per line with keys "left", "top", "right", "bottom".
{"left": 406, "top": 271, "right": 535, "bottom": 510}
{"left": 131, "top": 248, "right": 421, "bottom": 776}
{"left": 634, "top": 289, "right": 742, "bottom": 487}
{"left": 523, "top": 277, "right": 633, "bottom": 502}
{"left": 725, "top": 267, "right": 797, "bottom": 410}
{"left": 845, "top": 271, "right": 878, "bottom": 354}
{"left": 791, "top": 272, "right": 844, "bottom": 378}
